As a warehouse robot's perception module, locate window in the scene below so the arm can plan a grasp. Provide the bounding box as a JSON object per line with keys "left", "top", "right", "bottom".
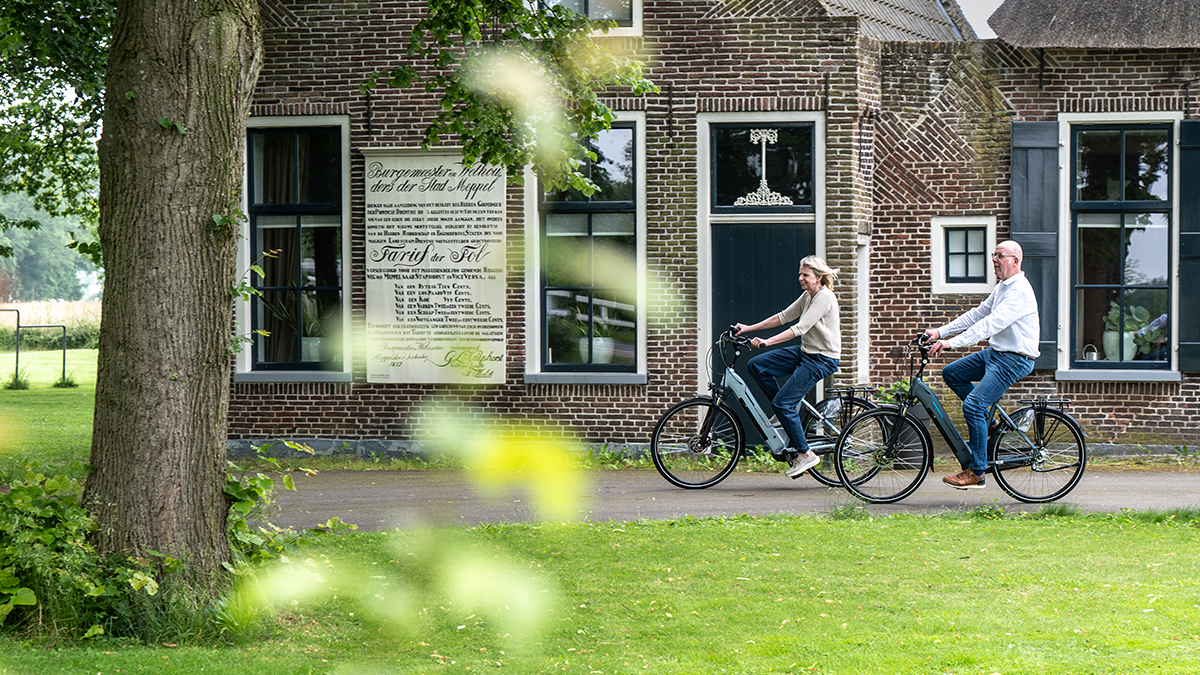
{"left": 546, "top": 0, "right": 641, "bottom": 35}
{"left": 945, "top": 228, "right": 987, "bottom": 283}
{"left": 540, "top": 124, "right": 637, "bottom": 372}
{"left": 930, "top": 216, "right": 995, "bottom": 294}
{"left": 710, "top": 124, "right": 814, "bottom": 214}
{"left": 245, "top": 125, "right": 345, "bottom": 373}
{"left": 1071, "top": 124, "right": 1171, "bottom": 368}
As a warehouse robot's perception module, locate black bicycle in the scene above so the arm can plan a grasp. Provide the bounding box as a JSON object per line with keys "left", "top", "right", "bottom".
{"left": 650, "top": 328, "right": 875, "bottom": 489}
{"left": 832, "top": 335, "right": 1087, "bottom": 504}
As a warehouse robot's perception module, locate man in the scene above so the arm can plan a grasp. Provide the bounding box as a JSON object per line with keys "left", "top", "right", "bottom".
{"left": 923, "top": 239, "right": 1039, "bottom": 490}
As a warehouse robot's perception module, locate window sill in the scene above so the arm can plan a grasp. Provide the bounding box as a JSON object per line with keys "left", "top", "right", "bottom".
{"left": 524, "top": 372, "right": 647, "bottom": 385}
{"left": 234, "top": 371, "right": 353, "bottom": 384}
{"left": 1054, "top": 369, "right": 1181, "bottom": 383}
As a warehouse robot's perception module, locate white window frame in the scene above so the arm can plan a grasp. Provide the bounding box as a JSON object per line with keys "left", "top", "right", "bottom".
{"left": 549, "top": 0, "right": 643, "bottom": 38}
{"left": 696, "top": 111, "right": 826, "bottom": 393}
{"left": 1054, "top": 111, "right": 1181, "bottom": 382}
{"left": 523, "top": 111, "right": 647, "bottom": 384}
{"left": 235, "top": 115, "right": 353, "bottom": 383}
{"left": 930, "top": 215, "right": 996, "bottom": 295}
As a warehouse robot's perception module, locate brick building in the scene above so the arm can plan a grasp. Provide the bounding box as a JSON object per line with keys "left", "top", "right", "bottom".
{"left": 230, "top": 0, "right": 1200, "bottom": 454}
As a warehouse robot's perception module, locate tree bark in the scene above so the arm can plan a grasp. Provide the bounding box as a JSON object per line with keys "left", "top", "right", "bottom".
{"left": 84, "top": 0, "right": 262, "bottom": 585}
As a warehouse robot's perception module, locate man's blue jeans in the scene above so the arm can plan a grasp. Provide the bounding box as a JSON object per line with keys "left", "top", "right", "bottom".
{"left": 747, "top": 346, "right": 839, "bottom": 458}
{"left": 941, "top": 348, "right": 1035, "bottom": 474}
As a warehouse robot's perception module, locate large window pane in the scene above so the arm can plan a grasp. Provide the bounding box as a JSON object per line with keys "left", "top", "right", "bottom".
{"left": 1076, "top": 130, "right": 1120, "bottom": 201}
{"left": 253, "top": 134, "right": 295, "bottom": 204}
{"left": 713, "top": 125, "right": 813, "bottom": 209}
{"left": 544, "top": 126, "right": 634, "bottom": 203}
{"left": 1125, "top": 130, "right": 1168, "bottom": 201}
{"left": 296, "top": 132, "right": 340, "bottom": 204}
{"left": 1076, "top": 215, "right": 1120, "bottom": 285}
{"left": 1124, "top": 213, "right": 1168, "bottom": 285}
{"left": 301, "top": 217, "right": 342, "bottom": 287}
{"left": 1126, "top": 288, "right": 1169, "bottom": 362}
{"left": 545, "top": 213, "right": 589, "bottom": 287}
{"left": 257, "top": 219, "right": 299, "bottom": 287}
{"left": 549, "top": 0, "right": 632, "bottom": 22}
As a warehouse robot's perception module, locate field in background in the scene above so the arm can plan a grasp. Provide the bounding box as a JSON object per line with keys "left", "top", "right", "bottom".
{"left": 0, "top": 301, "right": 102, "bottom": 351}
{"left": 0, "top": 300, "right": 101, "bottom": 325}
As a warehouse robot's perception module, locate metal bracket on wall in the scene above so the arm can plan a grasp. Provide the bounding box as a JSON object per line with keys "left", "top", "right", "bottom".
{"left": 366, "top": 89, "right": 373, "bottom": 134}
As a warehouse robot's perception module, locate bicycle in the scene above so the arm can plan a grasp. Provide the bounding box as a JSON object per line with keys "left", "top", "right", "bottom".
{"left": 832, "top": 334, "right": 1087, "bottom": 504}
{"left": 650, "top": 327, "right": 875, "bottom": 489}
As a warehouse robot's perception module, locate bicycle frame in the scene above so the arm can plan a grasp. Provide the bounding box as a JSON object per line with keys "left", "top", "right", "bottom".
{"left": 895, "top": 337, "right": 1043, "bottom": 469}
{"left": 709, "top": 330, "right": 846, "bottom": 457}
{"left": 714, "top": 367, "right": 788, "bottom": 456}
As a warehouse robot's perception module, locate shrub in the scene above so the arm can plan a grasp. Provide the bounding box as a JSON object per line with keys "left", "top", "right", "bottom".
{"left": 0, "top": 455, "right": 325, "bottom": 642}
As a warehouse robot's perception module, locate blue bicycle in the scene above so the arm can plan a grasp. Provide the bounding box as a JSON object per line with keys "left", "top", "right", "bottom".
{"left": 832, "top": 334, "right": 1088, "bottom": 504}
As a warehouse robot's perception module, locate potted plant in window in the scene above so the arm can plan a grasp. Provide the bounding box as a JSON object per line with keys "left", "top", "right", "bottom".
{"left": 1102, "top": 302, "right": 1149, "bottom": 361}
{"left": 573, "top": 317, "right": 617, "bottom": 364}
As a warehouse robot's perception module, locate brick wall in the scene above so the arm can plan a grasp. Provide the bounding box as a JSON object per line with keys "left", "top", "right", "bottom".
{"left": 873, "top": 41, "right": 1200, "bottom": 445}
{"left": 233, "top": 0, "right": 876, "bottom": 448}
{"left": 235, "top": 2, "right": 1200, "bottom": 450}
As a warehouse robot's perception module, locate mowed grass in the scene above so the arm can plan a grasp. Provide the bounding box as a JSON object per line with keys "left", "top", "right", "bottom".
{"left": 0, "top": 350, "right": 96, "bottom": 480}
{"left": 1, "top": 512, "right": 1198, "bottom": 673}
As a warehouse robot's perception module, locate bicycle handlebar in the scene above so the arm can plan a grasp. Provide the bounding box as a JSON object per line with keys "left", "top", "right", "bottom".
{"left": 723, "top": 326, "right": 753, "bottom": 347}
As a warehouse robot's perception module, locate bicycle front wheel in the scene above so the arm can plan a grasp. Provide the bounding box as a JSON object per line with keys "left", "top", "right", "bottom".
{"left": 801, "top": 395, "right": 876, "bottom": 488}
{"left": 833, "top": 408, "right": 931, "bottom": 503}
{"left": 990, "top": 407, "right": 1087, "bottom": 503}
{"left": 651, "top": 397, "right": 745, "bottom": 489}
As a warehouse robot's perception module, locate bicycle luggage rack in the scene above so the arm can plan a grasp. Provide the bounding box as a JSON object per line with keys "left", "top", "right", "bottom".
{"left": 1017, "top": 397, "right": 1074, "bottom": 410}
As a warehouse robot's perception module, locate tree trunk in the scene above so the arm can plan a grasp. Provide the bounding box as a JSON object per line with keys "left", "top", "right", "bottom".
{"left": 84, "top": 0, "right": 262, "bottom": 585}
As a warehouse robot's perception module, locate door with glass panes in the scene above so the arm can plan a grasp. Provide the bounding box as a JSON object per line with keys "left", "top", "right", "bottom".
{"left": 708, "top": 122, "right": 818, "bottom": 443}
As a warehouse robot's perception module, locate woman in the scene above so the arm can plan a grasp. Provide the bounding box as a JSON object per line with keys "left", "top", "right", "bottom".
{"left": 735, "top": 255, "right": 841, "bottom": 478}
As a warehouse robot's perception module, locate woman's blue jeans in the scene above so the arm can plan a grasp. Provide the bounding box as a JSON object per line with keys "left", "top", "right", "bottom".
{"left": 747, "top": 346, "right": 839, "bottom": 458}
{"left": 941, "top": 348, "right": 1035, "bottom": 474}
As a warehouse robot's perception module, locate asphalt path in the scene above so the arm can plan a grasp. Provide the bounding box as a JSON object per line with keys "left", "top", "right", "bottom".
{"left": 267, "top": 468, "right": 1200, "bottom": 532}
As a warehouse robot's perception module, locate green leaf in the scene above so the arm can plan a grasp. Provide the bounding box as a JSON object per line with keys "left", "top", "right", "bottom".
{"left": 83, "top": 624, "right": 104, "bottom": 638}
{"left": 8, "top": 586, "right": 36, "bottom": 606}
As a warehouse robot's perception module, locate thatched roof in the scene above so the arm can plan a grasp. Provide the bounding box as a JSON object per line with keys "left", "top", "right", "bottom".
{"left": 820, "top": 0, "right": 976, "bottom": 41}
{"left": 989, "top": 0, "right": 1200, "bottom": 48}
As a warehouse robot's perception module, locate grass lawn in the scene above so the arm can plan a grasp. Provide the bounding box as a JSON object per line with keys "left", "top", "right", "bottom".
{"left": 0, "top": 350, "right": 96, "bottom": 480}
{"left": 1, "top": 511, "right": 1198, "bottom": 673}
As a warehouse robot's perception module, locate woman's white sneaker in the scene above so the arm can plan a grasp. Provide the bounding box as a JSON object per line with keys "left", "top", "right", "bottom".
{"left": 786, "top": 452, "right": 820, "bottom": 478}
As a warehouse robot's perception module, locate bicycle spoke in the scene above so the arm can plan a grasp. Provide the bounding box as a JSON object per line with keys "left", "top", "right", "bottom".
{"left": 834, "top": 409, "right": 930, "bottom": 503}
{"left": 651, "top": 398, "right": 744, "bottom": 489}
{"left": 990, "top": 407, "right": 1086, "bottom": 503}
{"left": 803, "top": 396, "right": 875, "bottom": 488}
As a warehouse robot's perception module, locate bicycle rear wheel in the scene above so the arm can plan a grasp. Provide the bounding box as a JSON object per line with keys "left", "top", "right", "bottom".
{"left": 801, "top": 395, "right": 875, "bottom": 487}
{"left": 651, "top": 397, "right": 745, "bottom": 489}
{"left": 990, "top": 407, "right": 1086, "bottom": 503}
{"left": 833, "top": 408, "right": 931, "bottom": 503}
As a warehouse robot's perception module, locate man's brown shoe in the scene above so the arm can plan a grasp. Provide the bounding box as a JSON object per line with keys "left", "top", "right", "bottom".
{"left": 943, "top": 469, "right": 986, "bottom": 490}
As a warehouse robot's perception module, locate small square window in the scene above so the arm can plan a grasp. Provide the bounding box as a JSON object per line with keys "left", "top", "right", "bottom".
{"left": 930, "top": 216, "right": 995, "bottom": 295}
{"left": 945, "top": 227, "right": 987, "bottom": 284}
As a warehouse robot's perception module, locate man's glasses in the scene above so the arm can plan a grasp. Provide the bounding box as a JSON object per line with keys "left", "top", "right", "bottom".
{"left": 991, "top": 253, "right": 1016, "bottom": 260}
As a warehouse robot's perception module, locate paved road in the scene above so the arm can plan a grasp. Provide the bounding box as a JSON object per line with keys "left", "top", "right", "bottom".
{"left": 268, "top": 468, "right": 1200, "bottom": 531}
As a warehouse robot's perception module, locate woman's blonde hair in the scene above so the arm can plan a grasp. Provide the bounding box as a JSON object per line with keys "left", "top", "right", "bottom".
{"left": 800, "top": 255, "right": 838, "bottom": 288}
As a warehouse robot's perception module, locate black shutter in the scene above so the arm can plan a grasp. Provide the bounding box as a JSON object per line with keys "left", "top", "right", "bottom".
{"left": 1010, "top": 122, "right": 1058, "bottom": 370}
{"left": 1180, "top": 120, "right": 1200, "bottom": 370}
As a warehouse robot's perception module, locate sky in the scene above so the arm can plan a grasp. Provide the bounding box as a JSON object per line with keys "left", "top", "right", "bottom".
{"left": 957, "top": 0, "right": 1005, "bottom": 39}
